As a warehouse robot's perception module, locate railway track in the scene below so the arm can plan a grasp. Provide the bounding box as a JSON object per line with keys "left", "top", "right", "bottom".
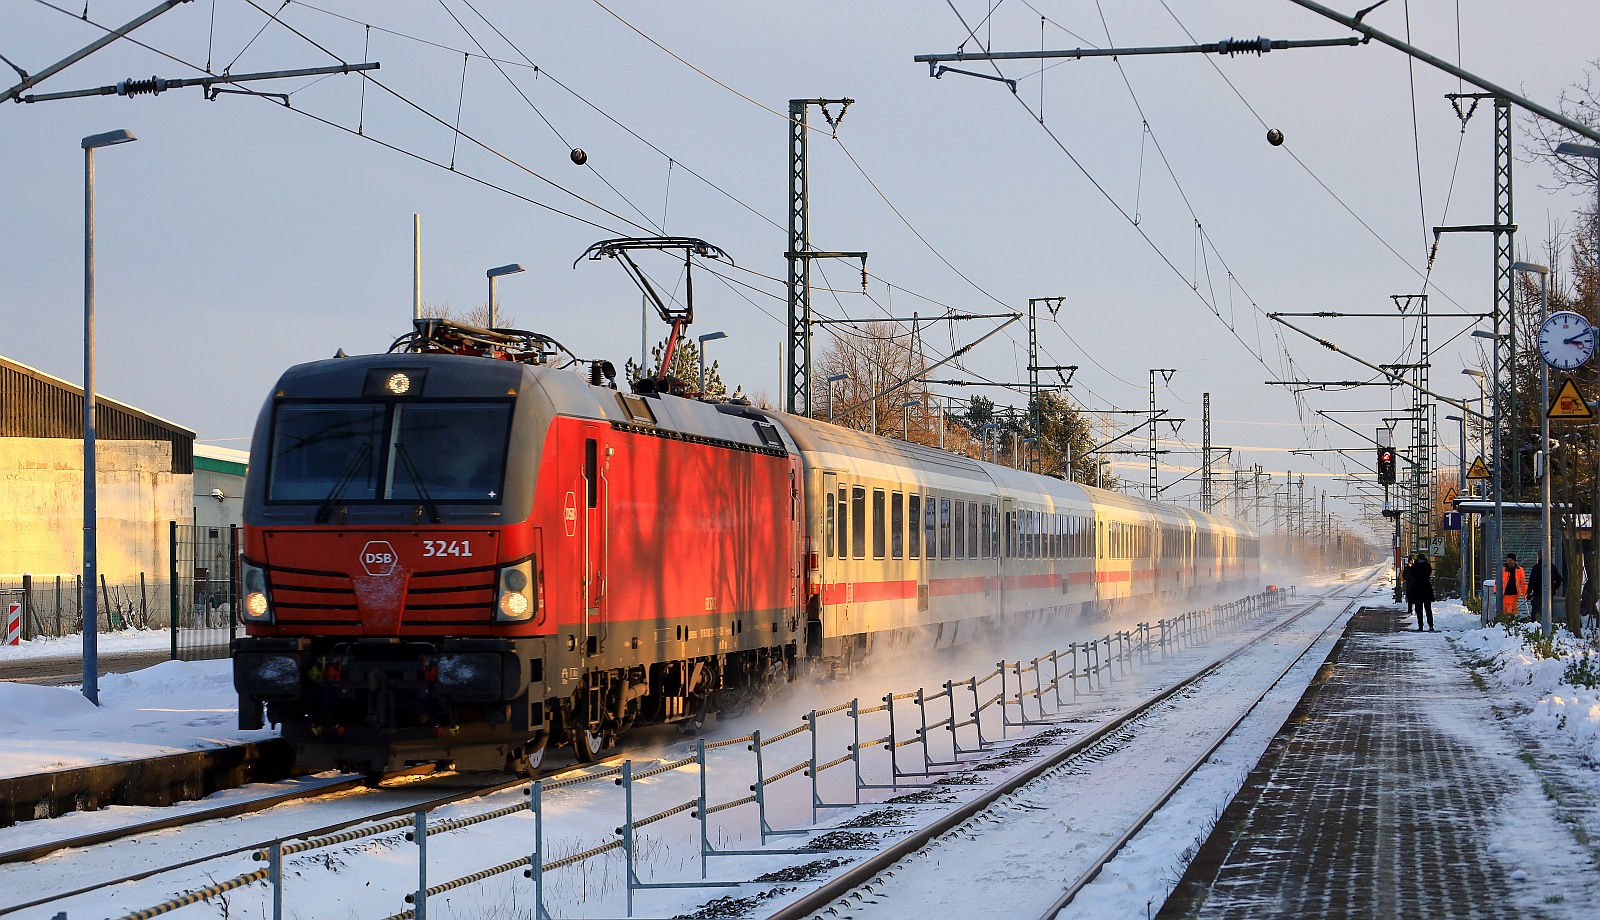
{"left": 0, "top": 578, "right": 1371, "bottom": 919}
{"left": 0, "top": 756, "right": 622, "bottom": 918}
{"left": 764, "top": 569, "right": 1381, "bottom": 920}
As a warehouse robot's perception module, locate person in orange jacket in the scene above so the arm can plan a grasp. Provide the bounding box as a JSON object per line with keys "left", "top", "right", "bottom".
{"left": 1501, "top": 553, "right": 1528, "bottom": 618}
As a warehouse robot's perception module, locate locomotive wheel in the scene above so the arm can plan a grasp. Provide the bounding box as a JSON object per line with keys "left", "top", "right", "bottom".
{"left": 572, "top": 727, "right": 605, "bottom": 762}
{"left": 509, "top": 735, "right": 549, "bottom": 777}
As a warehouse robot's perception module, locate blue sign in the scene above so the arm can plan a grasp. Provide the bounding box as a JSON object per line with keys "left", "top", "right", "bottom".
{"left": 1442, "top": 512, "right": 1462, "bottom": 531}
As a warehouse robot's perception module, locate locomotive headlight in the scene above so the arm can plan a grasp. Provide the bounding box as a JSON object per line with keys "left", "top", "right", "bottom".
{"left": 240, "top": 560, "right": 273, "bottom": 624}
{"left": 494, "top": 558, "right": 537, "bottom": 622}
{"left": 386, "top": 372, "right": 411, "bottom": 395}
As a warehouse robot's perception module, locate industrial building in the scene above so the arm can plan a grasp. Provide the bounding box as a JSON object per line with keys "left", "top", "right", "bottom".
{"left": 0, "top": 354, "right": 213, "bottom": 584}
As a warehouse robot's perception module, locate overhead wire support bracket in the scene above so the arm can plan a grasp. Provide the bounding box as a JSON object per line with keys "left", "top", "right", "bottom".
{"left": 1268, "top": 314, "right": 1489, "bottom": 422}
{"left": 915, "top": 35, "right": 1360, "bottom": 70}
{"left": 2, "top": 0, "right": 194, "bottom": 104}
{"left": 1282, "top": 0, "right": 1600, "bottom": 143}
{"left": 810, "top": 310, "right": 1013, "bottom": 326}
{"left": 18, "top": 62, "right": 381, "bottom": 103}
{"left": 929, "top": 66, "right": 1016, "bottom": 93}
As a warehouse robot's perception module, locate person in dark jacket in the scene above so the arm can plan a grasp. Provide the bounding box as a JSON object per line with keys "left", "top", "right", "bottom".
{"left": 1403, "top": 552, "right": 1435, "bottom": 631}
{"left": 1527, "top": 550, "right": 1563, "bottom": 624}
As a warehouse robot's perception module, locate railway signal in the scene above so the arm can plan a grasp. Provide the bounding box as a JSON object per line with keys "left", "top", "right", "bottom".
{"left": 1376, "top": 448, "right": 1396, "bottom": 484}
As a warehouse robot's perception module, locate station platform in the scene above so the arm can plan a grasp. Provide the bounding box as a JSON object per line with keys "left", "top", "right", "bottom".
{"left": 1160, "top": 605, "right": 1600, "bottom": 919}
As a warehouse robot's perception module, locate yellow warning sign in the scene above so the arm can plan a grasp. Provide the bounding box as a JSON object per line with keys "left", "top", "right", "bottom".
{"left": 1466, "top": 457, "right": 1491, "bottom": 480}
{"left": 1443, "top": 486, "right": 1459, "bottom": 506}
{"left": 1547, "top": 378, "right": 1594, "bottom": 420}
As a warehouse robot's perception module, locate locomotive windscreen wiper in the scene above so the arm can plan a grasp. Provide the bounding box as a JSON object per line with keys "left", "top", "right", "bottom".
{"left": 392, "top": 443, "right": 444, "bottom": 524}
{"left": 314, "top": 442, "right": 373, "bottom": 524}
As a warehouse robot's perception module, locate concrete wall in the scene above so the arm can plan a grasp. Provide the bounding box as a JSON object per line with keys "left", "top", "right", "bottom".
{"left": 193, "top": 467, "right": 246, "bottom": 530}
{"left": 0, "top": 437, "right": 190, "bottom": 581}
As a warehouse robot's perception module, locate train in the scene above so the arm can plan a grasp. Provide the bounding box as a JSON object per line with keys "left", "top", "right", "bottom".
{"left": 232, "top": 315, "right": 1259, "bottom": 775}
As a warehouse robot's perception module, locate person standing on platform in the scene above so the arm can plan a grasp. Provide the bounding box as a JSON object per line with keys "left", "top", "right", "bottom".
{"left": 1403, "top": 552, "right": 1435, "bottom": 631}
{"left": 1501, "top": 553, "right": 1528, "bottom": 621}
{"left": 1528, "top": 551, "right": 1563, "bottom": 626}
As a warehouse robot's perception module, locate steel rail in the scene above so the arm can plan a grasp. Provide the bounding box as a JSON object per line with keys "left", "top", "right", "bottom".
{"left": 763, "top": 574, "right": 1377, "bottom": 920}
{"left": 0, "top": 774, "right": 363, "bottom": 866}
{"left": 1036, "top": 570, "right": 1380, "bottom": 918}
{"left": 0, "top": 756, "right": 622, "bottom": 918}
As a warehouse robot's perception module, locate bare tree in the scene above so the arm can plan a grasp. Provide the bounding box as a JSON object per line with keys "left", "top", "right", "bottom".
{"left": 815, "top": 321, "right": 935, "bottom": 440}
{"left": 421, "top": 300, "right": 514, "bottom": 330}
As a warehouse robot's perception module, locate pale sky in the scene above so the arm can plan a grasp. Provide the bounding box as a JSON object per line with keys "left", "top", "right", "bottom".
{"left": 3, "top": 1, "right": 1595, "bottom": 539}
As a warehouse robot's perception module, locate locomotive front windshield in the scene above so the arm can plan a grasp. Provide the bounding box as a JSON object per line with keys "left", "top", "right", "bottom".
{"left": 268, "top": 400, "right": 514, "bottom": 503}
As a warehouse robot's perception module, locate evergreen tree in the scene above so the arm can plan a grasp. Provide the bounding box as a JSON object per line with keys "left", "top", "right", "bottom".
{"left": 624, "top": 336, "right": 743, "bottom": 400}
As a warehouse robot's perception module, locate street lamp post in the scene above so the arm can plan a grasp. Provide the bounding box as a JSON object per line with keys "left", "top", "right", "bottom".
{"left": 1515, "top": 262, "right": 1553, "bottom": 636}
{"left": 485, "top": 263, "right": 525, "bottom": 330}
{"left": 696, "top": 331, "right": 728, "bottom": 396}
{"left": 900, "top": 399, "right": 917, "bottom": 439}
{"left": 81, "top": 128, "right": 138, "bottom": 706}
{"left": 1473, "top": 328, "right": 1505, "bottom": 625}
{"left": 825, "top": 373, "right": 848, "bottom": 424}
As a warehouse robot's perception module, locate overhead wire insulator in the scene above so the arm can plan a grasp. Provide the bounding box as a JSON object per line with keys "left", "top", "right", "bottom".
{"left": 117, "top": 76, "right": 168, "bottom": 97}
{"left": 1216, "top": 37, "right": 1273, "bottom": 56}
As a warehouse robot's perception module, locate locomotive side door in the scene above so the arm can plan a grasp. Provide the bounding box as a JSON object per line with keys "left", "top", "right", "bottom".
{"left": 578, "top": 425, "right": 609, "bottom": 658}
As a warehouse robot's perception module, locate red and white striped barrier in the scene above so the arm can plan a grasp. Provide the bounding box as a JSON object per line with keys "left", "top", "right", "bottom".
{"left": 5, "top": 602, "right": 19, "bottom": 646}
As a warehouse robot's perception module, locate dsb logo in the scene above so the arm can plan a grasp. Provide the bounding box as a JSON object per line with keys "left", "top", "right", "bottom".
{"left": 360, "top": 540, "right": 398, "bottom": 576}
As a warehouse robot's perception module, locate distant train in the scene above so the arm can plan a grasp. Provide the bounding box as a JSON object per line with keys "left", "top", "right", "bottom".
{"left": 232, "top": 318, "right": 1259, "bottom": 775}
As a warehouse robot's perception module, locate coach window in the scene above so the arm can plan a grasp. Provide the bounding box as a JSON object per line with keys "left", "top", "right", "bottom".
{"left": 940, "top": 498, "right": 953, "bottom": 559}
{"left": 873, "top": 489, "right": 887, "bottom": 559}
{"left": 837, "top": 487, "right": 848, "bottom": 558}
{"left": 825, "top": 492, "right": 835, "bottom": 558}
{"left": 915, "top": 492, "right": 928, "bottom": 556}
{"left": 925, "top": 496, "right": 937, "bottom": 559}
{"left": 966, "top": 502, "right": 979, "bottom": 559}
{"left": 852, "top": 487, "right": 867, "bottom": 559}
{"left": 953, "top": 500, "right": 966, "bottom": 559}
{"left": 891, "top": 492, "right": 904, "bottom": 559}
{"left": 979, "top": 505, "right": 991, "bottom": 559}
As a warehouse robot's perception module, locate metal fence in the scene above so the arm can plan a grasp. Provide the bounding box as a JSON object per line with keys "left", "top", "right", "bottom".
{"left": 0, "top": 522, "right": 238, "bottom": 662}
{"left": 106, "top": 588, "right": 1295, "bottom": 920}
{"left": 169, "top": 523, "right": 238, "bottom": 661}
{"left": 0, "top": 573, "right": 173, "bottom": 640}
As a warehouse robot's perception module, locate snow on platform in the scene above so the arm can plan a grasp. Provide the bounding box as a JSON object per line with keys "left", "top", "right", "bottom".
{"left": 0, "top": 657, "right": 274, "bottom": 782}
{"left": 1155, "top": 599, "right": 1600, "bottom": 920}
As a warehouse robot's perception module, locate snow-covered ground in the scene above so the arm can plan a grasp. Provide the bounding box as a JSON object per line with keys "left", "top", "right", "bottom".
{"left": 0, "top": 627, "right": 172, "bottom": 664}
{"left": 0, "top": 657, "right": 274, "bottom": 781}
{"left": 0, "top": 582, "right": 1352, "bottom": 919}
{"left": 1455, "top": 608, "right": 1600, "bottom": 764}
{"left": 1078, "top": 586, "right": 1600, "bottom": 919}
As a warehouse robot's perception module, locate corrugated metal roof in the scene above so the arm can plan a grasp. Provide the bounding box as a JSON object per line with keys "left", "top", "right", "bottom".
{"left": 0, "top": 354, "right": 194, "bottom": 474}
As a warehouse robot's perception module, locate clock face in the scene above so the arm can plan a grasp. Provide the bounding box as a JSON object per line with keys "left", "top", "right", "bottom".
{"left": 1537, "top": 311, "right": 1597, "bottom": 370}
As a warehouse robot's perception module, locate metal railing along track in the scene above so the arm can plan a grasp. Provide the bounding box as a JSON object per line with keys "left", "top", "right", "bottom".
{"left": 765, "top": 570, "right": 1380, "bottom": 920}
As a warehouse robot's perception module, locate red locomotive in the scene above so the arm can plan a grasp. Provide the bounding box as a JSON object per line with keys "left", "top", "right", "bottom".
{"left": 232, "top": 239, "right": 1258, "bottom": 775}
